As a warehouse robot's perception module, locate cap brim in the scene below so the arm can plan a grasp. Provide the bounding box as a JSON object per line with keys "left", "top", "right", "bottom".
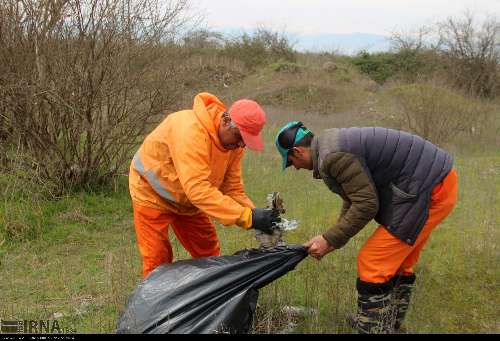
{"left": 281, "top": 155, "right": 288, "bottom": 171}
{"left": 281, "top": 151, "right": 291, "bottom": 171}
{"left": 240, "top": 130, "right": 264, "bottom": 151}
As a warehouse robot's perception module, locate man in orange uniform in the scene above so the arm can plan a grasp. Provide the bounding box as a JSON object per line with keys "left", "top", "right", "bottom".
{"left": 129, "top": 92, "right": 279, "bottom": 278}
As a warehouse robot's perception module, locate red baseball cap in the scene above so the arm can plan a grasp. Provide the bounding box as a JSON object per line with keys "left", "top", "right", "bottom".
{"left": 228, "top": 99, "right": 266, "bottom": 151}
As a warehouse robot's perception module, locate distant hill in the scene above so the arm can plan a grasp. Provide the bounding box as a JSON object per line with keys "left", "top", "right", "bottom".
{"left": 217, "top": 27, "right": 391, "bottom": 55}
{"left": 294, "top": 32, "right": 391, "bottom": 54}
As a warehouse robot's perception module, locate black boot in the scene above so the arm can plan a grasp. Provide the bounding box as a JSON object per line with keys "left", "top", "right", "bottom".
{"left": 391, "top": 274, "right": 416, "bottom": 333}
{"left": 349, "top": 278, "right": 395, "bottom": 334}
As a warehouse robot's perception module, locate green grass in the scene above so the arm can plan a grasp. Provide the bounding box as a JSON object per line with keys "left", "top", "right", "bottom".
{"left": 1, "top": 122, "right": 499, "bottom": 333}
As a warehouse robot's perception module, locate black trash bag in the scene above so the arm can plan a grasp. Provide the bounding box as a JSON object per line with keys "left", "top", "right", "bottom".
{"left": 117, "top": 244, "right": 308, "bottom": 334}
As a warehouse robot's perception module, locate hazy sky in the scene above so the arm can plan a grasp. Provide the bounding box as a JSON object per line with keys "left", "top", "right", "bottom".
{"left": 191, "top": 0, "right": 500, "bottom": 36}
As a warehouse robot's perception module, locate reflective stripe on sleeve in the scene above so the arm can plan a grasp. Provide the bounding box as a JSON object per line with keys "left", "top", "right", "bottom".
{"left": 133, "top": 151, "right": 177, "bottom": 203}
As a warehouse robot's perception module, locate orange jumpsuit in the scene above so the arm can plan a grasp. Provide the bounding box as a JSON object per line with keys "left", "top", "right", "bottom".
{"left": 129, "top": 93, "right": 254, "bottom": 278}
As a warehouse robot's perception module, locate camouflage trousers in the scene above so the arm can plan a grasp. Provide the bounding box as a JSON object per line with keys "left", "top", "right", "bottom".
{"left": 352, "top": 274, "right": 416, "bottom": 334}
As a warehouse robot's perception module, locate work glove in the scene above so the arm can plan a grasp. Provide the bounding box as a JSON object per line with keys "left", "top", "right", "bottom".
{"left": 251, "top": 208, "right": 281, "bottom": 235}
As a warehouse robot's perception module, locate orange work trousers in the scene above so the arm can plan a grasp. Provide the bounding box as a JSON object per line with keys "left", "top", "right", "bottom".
{"left": 133, "top": 203, "right": 220, "bottom": 278}
{"left": 358, "top": 169, "right": 458, "bottom": 283}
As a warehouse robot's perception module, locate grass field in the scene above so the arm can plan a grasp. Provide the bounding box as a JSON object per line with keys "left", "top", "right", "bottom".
{"left": 1, "top": 114, "right": 499, "bottom": 333}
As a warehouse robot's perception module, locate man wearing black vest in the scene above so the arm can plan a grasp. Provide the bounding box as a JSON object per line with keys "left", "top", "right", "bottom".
{"left": 275, "top": 122, "right": 458, "bottom": 334}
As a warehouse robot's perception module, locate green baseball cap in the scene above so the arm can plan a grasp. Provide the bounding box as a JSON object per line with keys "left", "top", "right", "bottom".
{"left": 275, "top": 121, "right": 311, "bottom": 170}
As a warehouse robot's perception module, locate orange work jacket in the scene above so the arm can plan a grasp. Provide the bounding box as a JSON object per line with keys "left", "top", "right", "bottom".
{"left": 128, "top": 92, "right": 255, "bottom": 226}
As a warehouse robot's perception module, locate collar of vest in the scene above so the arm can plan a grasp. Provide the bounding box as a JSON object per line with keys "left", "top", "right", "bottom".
{"left": 311, "top": 136, "right": 322, "bottom": 179}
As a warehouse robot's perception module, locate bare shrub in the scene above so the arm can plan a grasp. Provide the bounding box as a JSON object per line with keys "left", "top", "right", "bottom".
{"left": 389, "top": 27, "right": 443, "bottom": 84}
{"left": 437, "top": 12, "right": 500, "bottom": 98}
{"left": 390, "top": 26, "right": 435, "bottom": 51}
{"left": 385, "top": 82, "right": 479, "bottom": 145}
{"left": 389, "top": 13, "right": 500, "bottom": 98}
{"left": 222, "top": 28, "right": 297, "bottom": 72}
{"left": 0, "top": 0, "right": 193, "bottom": 193}
{"left": 181, "top": 29, "right": 225, "bottom": 51}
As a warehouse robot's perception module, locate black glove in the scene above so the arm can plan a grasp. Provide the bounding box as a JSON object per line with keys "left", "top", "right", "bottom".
{"left": 251, "top": 208, "right": 281, "bottom": 235}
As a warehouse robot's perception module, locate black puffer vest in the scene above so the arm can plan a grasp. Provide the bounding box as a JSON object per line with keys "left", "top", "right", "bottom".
{"left": 314, "top": 127, "right": 453, "bottom": 245}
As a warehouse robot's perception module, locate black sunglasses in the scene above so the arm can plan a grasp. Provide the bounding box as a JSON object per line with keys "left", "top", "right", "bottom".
{"left": 278, "top": 121, "right": 305, "bottom": 150}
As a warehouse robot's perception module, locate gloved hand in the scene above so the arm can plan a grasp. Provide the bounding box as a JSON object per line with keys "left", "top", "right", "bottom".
{"left": 251, "top": 208, "right": 281, "bottom": 235}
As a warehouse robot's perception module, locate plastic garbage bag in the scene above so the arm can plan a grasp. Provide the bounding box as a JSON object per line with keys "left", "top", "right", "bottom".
{"left": 117, "top": 244, "right": 308, "bottom": 334}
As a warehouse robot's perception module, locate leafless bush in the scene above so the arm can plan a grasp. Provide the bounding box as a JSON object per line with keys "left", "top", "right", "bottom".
{"left": 222, "top": 28, "right": 297, "bottom": 72}
{"left": 385, "top": 82, "right": 479, "bottom": 145}
{"left": 389, "top": 13, "right": 500, "bottom": 98}
{"left": 436, "top": 12, "right": 500, "bottom": 98}
{"left": 0, "top": 0, "right": 193, "bottom": 193}
{"left": 182, "top": 29, "right": 225, "bottom": 51}
{"left": 390, "top": 26, "right": 435, "bottom": 51}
